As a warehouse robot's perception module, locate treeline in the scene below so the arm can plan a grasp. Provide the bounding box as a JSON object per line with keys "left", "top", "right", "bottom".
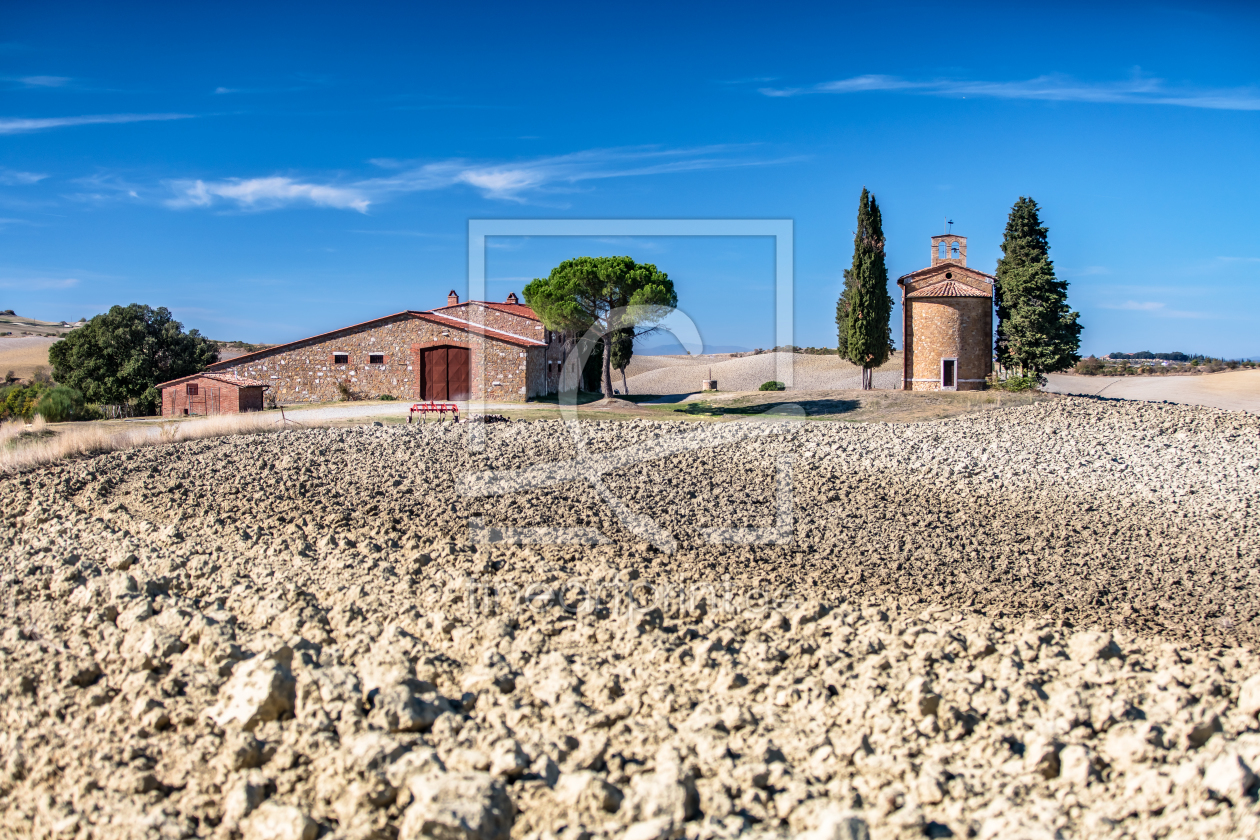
{"left": 1107, "top": 351, "right": 1194, "bottom": 361}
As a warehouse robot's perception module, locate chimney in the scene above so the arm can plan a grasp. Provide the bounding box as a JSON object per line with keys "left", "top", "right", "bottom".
{"left": 447, "top": 290, "right": 460, "bottom": 307}
{"left": 505, "top": 292, "right": 519, "bottom": 304}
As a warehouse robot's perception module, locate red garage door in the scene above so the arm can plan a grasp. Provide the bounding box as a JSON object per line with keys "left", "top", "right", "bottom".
{"left": 422, "top": 346, "right": 471, "bottom": 401}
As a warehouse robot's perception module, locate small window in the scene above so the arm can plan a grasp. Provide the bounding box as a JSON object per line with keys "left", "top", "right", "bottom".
{"left": 334, "top": 353, "right": 348, "bottom": 364}
{"left": 951, "top": 241, "right": 961, "bottom": 259}
{"left": 369, "top": 354, "right": 384, "bottom": 364}
{"left": 186, "top": 383, "right": 198, "bottom": 396}
{"left": 938, "top": 242, "right": 947, "bottom": 259}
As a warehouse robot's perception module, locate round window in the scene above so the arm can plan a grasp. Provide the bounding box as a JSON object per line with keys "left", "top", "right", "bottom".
{"left": 945, "top": 271, "right": 953, "bottom": 279}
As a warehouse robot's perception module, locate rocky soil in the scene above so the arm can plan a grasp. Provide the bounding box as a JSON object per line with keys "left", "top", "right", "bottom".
{"left": 1, "top": 397, "right": 1259, "bottom": 839}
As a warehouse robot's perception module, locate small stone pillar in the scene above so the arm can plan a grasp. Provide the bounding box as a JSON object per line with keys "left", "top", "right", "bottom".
{"left": 702, "top": 379, "right": 717, "bottom": 391}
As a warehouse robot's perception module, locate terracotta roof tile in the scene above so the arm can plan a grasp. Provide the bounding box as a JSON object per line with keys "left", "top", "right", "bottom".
{"left": 906, "top": 279, "right": 993, "bottom": 299}
{"left": 411, "top": 311, "right": 546, "bottom": 346}
{"left": 430, "top": 301, "right": 541, "bottom": 322}
{"left": 156, "top": 372, "right": 269, "bottom": 389}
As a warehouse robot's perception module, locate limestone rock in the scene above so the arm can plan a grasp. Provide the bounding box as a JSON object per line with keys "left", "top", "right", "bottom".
{"left": 399, "top": 772, "right": 514, "bottom": 840}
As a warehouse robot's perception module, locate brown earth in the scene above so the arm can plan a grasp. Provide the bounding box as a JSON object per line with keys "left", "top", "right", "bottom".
{"left": 1, "top": 398, "right": 1259, "bottom": 839}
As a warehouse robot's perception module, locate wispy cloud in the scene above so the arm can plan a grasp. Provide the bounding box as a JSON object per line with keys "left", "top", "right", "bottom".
{"left": 759, "top": 72, "right": 1260, "bottom": 111}
{"left": 362, "top": 145, "right": 797, "bottom": 202}
{"left": 0, "top": 112, "right": 193, "bottom": 135}
{"left": 2, "top": 75, "right": 72, "bottom": 88}
{"left": 0, "top": 276, "right": 78, "bottom": 290}
{"left": 1101, "top": 300, "right": 1213, "bottom": 318}
{"left": 0, "top": 168, "right": 46, "bottom": 185}
{"left": 167, "top": 145, "right": 796, "bottom": 212}
{"left": 166, "top": 177, "right": 371, "bottom": 213}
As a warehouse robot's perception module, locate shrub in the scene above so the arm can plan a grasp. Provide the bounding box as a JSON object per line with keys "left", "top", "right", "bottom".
{"left": 1, "top": 381, "right": 50, "bottom": 420}
{"left": 990, "top": 373, "right": 1042, "bottom": 392}
{"left": 1075, "top": 356, "right": 1103, "bottom": 375}
{"left": 759, "top": 381, "right": 786, "bottom": 391}
{"left": 377, "top": 394, "right": 397, "bottom": 401}
{"left": 35, "top": 386, "right": 96, "bottom": 422}
{"left": 336, "top": 380, "right": 360, "bottom": 401}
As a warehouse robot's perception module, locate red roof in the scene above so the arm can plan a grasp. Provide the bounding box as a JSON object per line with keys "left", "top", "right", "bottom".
{"left": 430, "top": 301, "right": 540, "bottom": 321}
{"left": 203, "top": 303, "right": 546, "bottom": 372}
{"left": 906, "top": 279, "right": 993, "bottom": 299}
{"left": 156, "top": 371, "right": 270, "bottom": 389}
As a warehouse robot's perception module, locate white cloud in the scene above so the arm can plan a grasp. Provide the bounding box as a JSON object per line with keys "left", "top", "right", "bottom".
{"left": 0, "top": 168, "right": 46, "bottom": 185}
{"left": 1106, "top": 301, "right": 1166, "bottom": 311}
{"left": 2, "top": 75, "right": 71, "bottom": 88}
{"left": 0, "top": 276, "right": 78, "bottom": 289}
{"left": 361, "top": 145, "right": 797, "bottom": 202}
{"left": 1101, "top": 300, "right": 1212, "bottom": 319}
{"left": 760, "top": 72, "right": 1260, "bottom": 111}
{"left": 0, "top": 113, "right": 193, "bottom": 135}
{"left": 166, "top": 145, "right": 795, "bottom": 213}
{"left": 167, "top": 177, "right": 371, "bottom": 213}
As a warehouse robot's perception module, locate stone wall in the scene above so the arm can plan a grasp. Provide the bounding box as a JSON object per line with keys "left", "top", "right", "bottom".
{"left": 207, "top": 314, "right": 543, "bottom": 404}
{"left": 439, "top": 302, "right": 570, "bottom": 395}
{"left": 904, "top": 297, "right": 992, "bottom": 391}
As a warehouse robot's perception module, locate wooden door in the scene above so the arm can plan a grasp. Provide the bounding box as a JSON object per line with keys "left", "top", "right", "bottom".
{"left": 422, "top": 346, "right": 471, "bottom": 401}
{"left": 446, "top": 347, "right": 470, "bottom": 400}
{"left": 423, "top": 348, "right": 448, "bottom": 400}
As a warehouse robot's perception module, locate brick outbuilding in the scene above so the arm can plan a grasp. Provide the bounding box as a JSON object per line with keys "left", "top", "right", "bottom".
{"left": 157, "top": 373, "right": 269, "bottom": 417}
{"left": 204, "top": 292, "right": 566, "bottom": 404}
{"left": 897, "top": 234, "right": 995, "bottom": 391}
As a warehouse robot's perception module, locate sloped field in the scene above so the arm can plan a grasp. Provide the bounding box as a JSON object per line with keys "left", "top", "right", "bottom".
{"left": 1, "top": 399, "right": 1259, "bottom": 839}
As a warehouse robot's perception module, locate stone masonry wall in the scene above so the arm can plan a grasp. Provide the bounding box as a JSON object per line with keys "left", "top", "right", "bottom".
{"left": 207, "top": 314, "right": 540, "bottom": 403}
{"left": 905, "top": 297, "right": 992, "bottom": 391}
{"left": 440, "top": 302, "right": 567, "bottom": 395}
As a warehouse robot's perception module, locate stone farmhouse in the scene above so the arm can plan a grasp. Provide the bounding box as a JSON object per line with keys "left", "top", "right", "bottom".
{"left": 203, "top": 292, "right": 566, "bottom": 404}
{"left": 897, "top": 234, "right": 995, "bottom": 391}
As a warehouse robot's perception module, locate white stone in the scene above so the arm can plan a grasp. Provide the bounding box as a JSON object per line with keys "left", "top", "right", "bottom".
{"left": 400, "top": 772, "right": 513, "bottom": 840}
{"left": 241, "top": 803, "right": 317, "bottom": 840}
{"left": 208, "top": 650, "right": 296, "bottom": 730}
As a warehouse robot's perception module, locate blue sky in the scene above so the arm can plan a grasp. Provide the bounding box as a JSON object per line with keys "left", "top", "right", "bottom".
{"left": 2, "top": 0, "right": 1258, "bottom": 357}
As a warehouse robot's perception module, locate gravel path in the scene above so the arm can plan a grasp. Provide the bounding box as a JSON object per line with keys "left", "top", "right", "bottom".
{"left": 2, "top": 398, "right": 1258, "bottom": 839}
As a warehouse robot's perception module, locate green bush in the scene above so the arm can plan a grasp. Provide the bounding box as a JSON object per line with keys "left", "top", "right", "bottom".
{"left": 1, "top": 381, "right": 50, "bottom": 420}
{"left": 990, "top": 374, "right": 1042, "bottom": 392}
{"left": 759, "top": 381, "right": 786, "bottom": 391}
{"left": 376, "top": 394, "right": 397, "bottom": 401}
{"left": 36, "top": 386, "right": 100, "bottom": 422}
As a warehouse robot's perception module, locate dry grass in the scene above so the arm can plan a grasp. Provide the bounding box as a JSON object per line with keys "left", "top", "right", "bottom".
{"left": 0, "top": 411, "right": 314, "bottom": 474}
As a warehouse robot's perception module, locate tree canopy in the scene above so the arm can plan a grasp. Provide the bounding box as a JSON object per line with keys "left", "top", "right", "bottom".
{"left": 524, "top": 256, "right": 676, "bottom": 397}
{"left": 48, "top": 304, "right": 218, "bottom": 413}
{"left": 995, "top": 198, "right": 1082, "bottom": 374}
{"left": 843, "top": 188, "right": 894, "bottom": 389}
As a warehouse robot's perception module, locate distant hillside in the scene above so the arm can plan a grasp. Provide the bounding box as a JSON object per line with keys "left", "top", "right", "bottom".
{"left": 0, "top": 310, "right": 84, "bottom": 337}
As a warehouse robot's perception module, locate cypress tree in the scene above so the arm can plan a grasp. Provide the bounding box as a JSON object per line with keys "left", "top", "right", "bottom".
{"left": 995, "top": 197, "right": 1082, "bottom": 375}
{"left": 844, "top": 188, "right": 894, "bottom": 390}
{"left": 835, "top": 268, "right": 853, "bottom": 359}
